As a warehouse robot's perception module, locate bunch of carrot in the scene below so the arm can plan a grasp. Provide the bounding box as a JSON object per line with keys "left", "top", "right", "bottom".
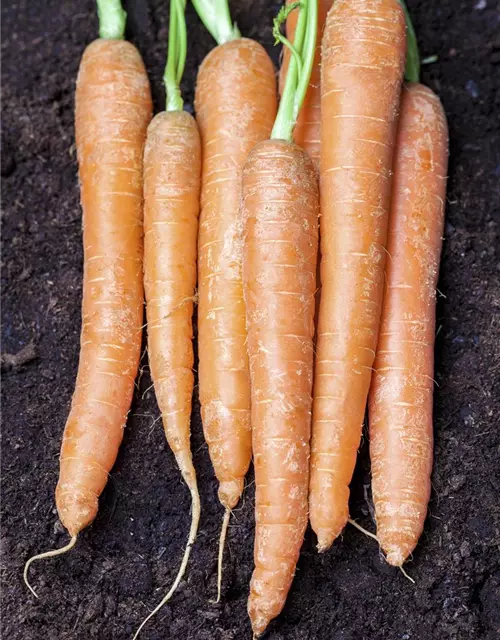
{"left": 24, "top": 0, "right": 448, "bottom": 637}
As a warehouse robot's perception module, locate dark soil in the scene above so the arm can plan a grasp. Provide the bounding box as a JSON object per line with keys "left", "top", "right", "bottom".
{"left": 1, "top": 1, "right": 499, "bottom": 639}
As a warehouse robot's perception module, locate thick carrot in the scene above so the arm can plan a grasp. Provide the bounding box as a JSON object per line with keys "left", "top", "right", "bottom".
{"left": 309, "top": 0, "right": 406, "bottom": 552}
{"left": 24, "top": 0, "right": 152, "bottom": 595}
{"left": 193, "top": 0, "right": 277, "bottom": 598}
{"left": 244, "top": 3, "right": 318, "bottom": 635}
{"left": 368, "top": 9, "right": 449, "bottom": 565}
{"left": 279, "top": 0, "right": 331, "bottom": 170}
{"left": 133, "top": 2, "right": 201, "bottom": 637}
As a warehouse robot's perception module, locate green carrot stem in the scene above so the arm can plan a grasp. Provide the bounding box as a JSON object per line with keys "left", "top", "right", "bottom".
{"left": 176, "top": 1, "right": 188, "bottom": 84}
{"left": 271, "top": 0, "right": 317, "bottom": 142}
{"left": 293, "top": 0, "right": 317, "bottom": 124}
{"left": 164, "top": 0, "right": 187, "bottom": 111}
{"left": 191, "top": 0, "right": 240, "bottom": 45}
{"left": 398, "top": 0, "right": 420, "bottom": 83}
{"left": 96, "top": 0, "right": 127, "bottom": 40}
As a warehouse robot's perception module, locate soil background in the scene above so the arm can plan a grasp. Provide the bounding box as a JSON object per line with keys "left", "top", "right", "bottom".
{"left": 1, "top": 1, "right": 499, "bottom": 639}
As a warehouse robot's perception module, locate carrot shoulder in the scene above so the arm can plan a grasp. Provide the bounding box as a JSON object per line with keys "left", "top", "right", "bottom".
{"left": 309, "top": 0, "right": 406, "bottom": 552}
{"left": 368, "top": 83, "right": 448, "bottom": 566}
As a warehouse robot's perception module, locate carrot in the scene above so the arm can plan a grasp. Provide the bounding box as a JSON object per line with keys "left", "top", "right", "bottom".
{"left": 279, "top": 0, "right": 331, "bottom": 171}
{"left": 243, "top": 3, "right": 318, "bottom": 635}
{"left": 368, "top": 7, "right": 449, "bottom": 566}
{"left": 132, "top": 2, "right": 201, "bottom": 637}
{"left": 309, "top": 0, "right": 406, "bottom": 553}
{"left": 193, "top": 0, "right": 277, "bottom": 599}
{"left": 23, "top": 0, "right": 152, "bottom": 596}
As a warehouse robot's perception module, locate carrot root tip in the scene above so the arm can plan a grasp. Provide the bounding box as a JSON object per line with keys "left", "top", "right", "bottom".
{"left": 383, "top": 543, "right": 416, "bottom": 575}
{"left": 132, "top": 482, "right": 200, "bottom": 639}
{"left": 249, "top": 609, "right": 270, "bottom": 639}
{"left": 315, "top": 529, "right": 335, "bottom": 553}
{"left": 213, "top": 508, "right": 231, "bottom": 604}
{"left": 347, "top": 518, "right": 379, "bottom": 544}
{"left": 23, "top": 535, "right": 78, "bottom": 598}
{"left": 399, "top": 564, "right": 416, "bottom": 584}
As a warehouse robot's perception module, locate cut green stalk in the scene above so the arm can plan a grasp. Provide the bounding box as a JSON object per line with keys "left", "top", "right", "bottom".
{"left": 272, "top": 0, "right": 317, "bottom": 142}
{"left": 191, "top": 0, "right": 240, "bottom": 45}
{"left": 398, "top": 0, "right": 420, "bottom": 83}
{"left": 96, "top": 0, "right": 127, "bottom": 40}
{"left": 164, "top": 0, "right": 187, "bottom": 111}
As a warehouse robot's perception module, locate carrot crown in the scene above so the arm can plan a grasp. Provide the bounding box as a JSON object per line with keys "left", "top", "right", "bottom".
{"left": 96, "top": 0, "right": 127, "bottom": 40}
{"left": 272, "top": 0, "right": 317, "bottom": 142}
{"left": 398, "top": 0, "right": 420, "bottom": 83}
{"left": 191, "top": 0, "right": 240, "bottom": 45}
{"left": 164, "top": 0, "right": 187, "bottom": 111}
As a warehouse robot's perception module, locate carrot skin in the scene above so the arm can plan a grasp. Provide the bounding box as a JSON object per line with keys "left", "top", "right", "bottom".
{"left": 243, "top": 140, "right": 319, "bottom": 636}
{"left": 368, "top": 83, "right": 449, "bottom": 566}
{"left": 310, "top": 0, "right": 406, "bottom": 551}
{"left": 143, "top": 110, "right": 201, "bottom": 489}
{"left": 56, "top": 39, "right": 152, "bottom": 536}
{"left": 280, "top": 0, "right": 332, "bottom": 171}
{"left": 195, "top": 39, "right": 277, "bottom": 510}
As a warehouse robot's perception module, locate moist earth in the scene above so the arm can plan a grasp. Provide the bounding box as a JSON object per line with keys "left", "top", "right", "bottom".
{"left": 1, "top": 1, "right": 499, "bottom": 639}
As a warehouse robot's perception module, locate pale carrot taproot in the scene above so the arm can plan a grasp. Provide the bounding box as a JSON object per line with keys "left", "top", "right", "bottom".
{"left": 368, "top": 7, "right": 449, "bottom": 567}
{"left": 309, "top": 0, "right": 406, "bottom": 552}
{"left": 23, "top": 0, "right": 152, "bottom": 595}
{"left": 193, "top": 0, "right": 277, "bottom": 600}
{"left": 132, "top": 1, "right": 201, "bottom": 637}
{"left": 243, "top": 2, "right": 318, "bottom": 635}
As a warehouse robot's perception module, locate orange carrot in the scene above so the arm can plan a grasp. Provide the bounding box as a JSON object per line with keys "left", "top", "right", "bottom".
{"left": 244, "top": 3, "right": 318, "bottom": 635}
{"left": 368, "top": 76, "right": 448, "bottom": 568}
{"left": 310, "top": 0, "right": 406, "bottom": 552}
{"left": 193, "top": 0, "right": 277, "bottom": 599}
{"left": 132, "top": 2, "right": 201, "bottom": 636}
{"left": 24, "top": 0, "right": 152, "bottom": 595}
{"left": 279, "top": 0, "right": 331, "bottom": 171}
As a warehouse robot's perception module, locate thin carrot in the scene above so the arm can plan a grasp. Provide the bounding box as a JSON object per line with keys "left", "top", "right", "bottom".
{"left": 23, "top": 0, "right": 152, "bottom": 596}
{"left": 243, "top": 2, "right": 318, "bottom": 635}
{"left": 368, "top": 7, "right": 449, "bottom": 566}
{"left": 279, "top": 0, "right": 331, "bottom": 171}
{"left": 309, "top": 0, "right": 406, "bottom": 553}
{"left": 193, "top": 0, "right": 277, "bottom": 600}
{"left": 132, "top": 1, "right": 201, "bottom": 636}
